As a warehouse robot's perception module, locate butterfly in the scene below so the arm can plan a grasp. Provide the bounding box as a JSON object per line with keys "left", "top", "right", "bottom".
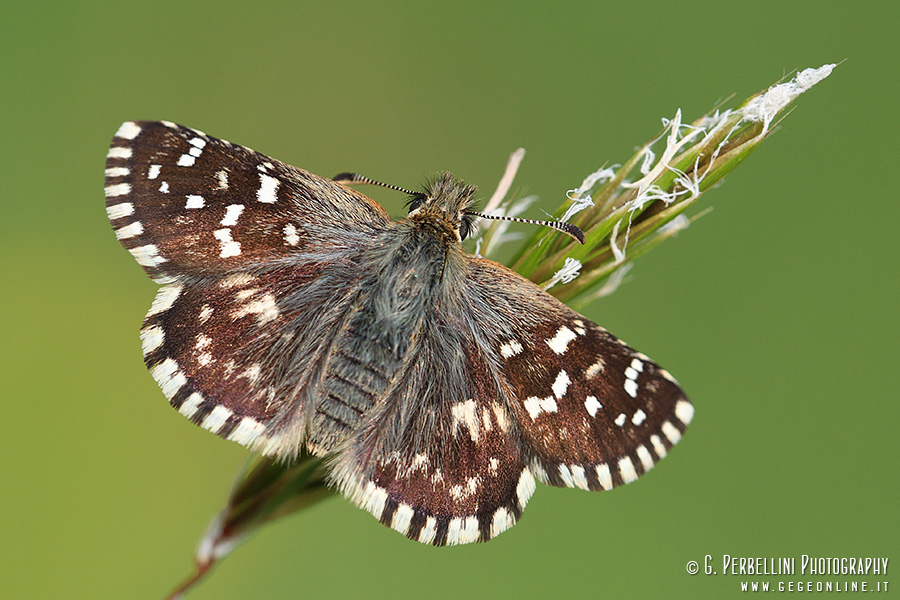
{"left": 105, "top": 121, "right": 693, "bottom": 546}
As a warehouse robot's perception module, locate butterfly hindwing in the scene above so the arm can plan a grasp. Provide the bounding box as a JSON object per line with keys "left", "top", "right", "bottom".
{"left": 139, "top": 266, "right": 345, "bottom": 455}
{"left": 105, "top": 121, "right": 391, "bottom": 282}
{"left": 468, "top": 257, "right": 693, "bottom": 491}
{"left": 330, "top": 328, "right": 534, "bottom": 545}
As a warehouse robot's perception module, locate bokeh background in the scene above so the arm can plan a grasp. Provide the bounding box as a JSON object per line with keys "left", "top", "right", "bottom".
{"left": 3, "top": 2, "right": 897, "bottom": 598}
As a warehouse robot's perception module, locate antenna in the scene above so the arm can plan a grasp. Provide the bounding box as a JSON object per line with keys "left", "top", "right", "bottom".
{"left": 466, "top": 210, "right": 585, "bottom": 244}
{"left": 333, "top": 172, "right": 584, "bottom": 244}
{"left": 332, "top": 172, "right": 419, "bottom": 197}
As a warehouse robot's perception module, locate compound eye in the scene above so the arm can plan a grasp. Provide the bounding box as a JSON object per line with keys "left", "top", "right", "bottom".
{"left": 406, "top": 194, "right": 426, "bottom": 214}
{"left": 459, "top": 215, "right": 474, "bottom": 240}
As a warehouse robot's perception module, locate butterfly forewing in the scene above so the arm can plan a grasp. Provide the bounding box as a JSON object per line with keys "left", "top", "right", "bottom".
{"left": 105, "top": 121, "right": 391, "bottom": 282}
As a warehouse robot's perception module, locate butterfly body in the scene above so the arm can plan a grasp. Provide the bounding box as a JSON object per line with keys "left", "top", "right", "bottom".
{"left": 106, "top": 121, "right": 693, "bottom": 545}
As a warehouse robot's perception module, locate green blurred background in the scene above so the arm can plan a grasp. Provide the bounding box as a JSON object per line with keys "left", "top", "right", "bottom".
{"left": 3, "top": 1, "right": 897, "bottom": 598}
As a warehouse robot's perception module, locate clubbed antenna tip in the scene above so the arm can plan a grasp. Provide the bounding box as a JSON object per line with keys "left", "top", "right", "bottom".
{"left": 466, "top": 210, "right": 585, "bottom": 244}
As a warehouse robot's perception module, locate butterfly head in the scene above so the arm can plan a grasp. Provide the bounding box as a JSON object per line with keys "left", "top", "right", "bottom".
{"left": 406, "top": 172, "right": 478, "bottom": 242}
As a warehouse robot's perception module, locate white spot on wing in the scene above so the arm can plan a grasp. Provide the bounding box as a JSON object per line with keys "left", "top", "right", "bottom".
{"left": 360, "top": 481, "right": 388, "bottom": 518}
{"left": 515, "top": 467, "right": 535, "bottom": 509}
{"left": 178, "top": 392, "right": 204, "bottom": 418}
{"left": 150, "top": 358, "right": 187, "bottom": 399}
{"left": 201, "top": 405, "right": 233, "bottom": 434}
{"left": 595, "top": 463, "right": 613, "bottom": 490}
{"left": 105, "top": 167, "right": 129, "bottom": 178}
{"left": 235, "top": 288, "right": 258, "bottom": 301}
{"left": 585, "top": 358, "right": 605, "bottom": 379}
{"left": 237, "top": 364, "right": 261, "bottom": 385}
{"left": 107, "top": 147, "right": 132, "bottom": 159}
{"left": 632, "top": 409, "right": 647, "bottom": 425}
{"left": 491, "top": 402, "right": 510, "bottom": 432}
{"left": 446, "top": 518, "right": 462, "bottom": 545}
{"left": 618, "top": 456, "right": 638, "bottom": 484}
{"left": 551, "top": 370, "right": 570, "bottom": 399}
{"left": 140, "top": 325, "right": 164, "bottom": 355}
{"left": 104, "top": 183, "right": 131, "bottom": 198}
{"left": 198, "top": 304, "right": 213, "bottom": 323}
{"left": 523, "top": 396, "right": 558, "bottom": 420}
{"left": 461, "top": 516, "right": 480, "bottom": 544}
{"left": 257, "top": 173, "right": 280, "bottom": 203}
{"left": 214, "top": 228, "right": 241, "bottom": 257}
{"left": 147, "top": 165, "right": 161, "bottom": 179}
{"left": 220, "top": 204, "right": 244, "bottom": 226}
{"left": 584, "top": 395, "right": 602, "bottom": 417}
{"left": 661, "top": 420, "right": 682, "bottom": 444}
{"left": 216, "top": 169, "right": 229, "bottom": 189}
{"left": 177, "top": 154, "right": 196, "bottom": 167}
{"left": 233, "top": 293, "right": 279, "bottom": 325}
{"left": 147, "top": 284, "right": 182, "bottom": 317}
{"left": 228, "top": 417, "right": 266, "bottom": 445}
{"left": 636, "top": 445, "right": 654, "bottom": 472}
{"left": 115, "top": 221, "right": 143, "bottom": 240}
{"left": 219, "top": 272, "right": 256, "bottom": 287}
{"left": 159, "top": 181, "right": 169, "bottom": 193}
{"left": 650, "top": 434, "right": 668, "bottom": 458}
{"left": 130, "top": 244, "right": 166, "bottom": 268}
{"left": 530, "top": 461, "right": 549, "bottom": 484}
{"left": 185, "top": 195, "right": 205, "bottom": 209}
{"left": 419, "top": 517, "right": 437, "bottom": 544}
{"left": 659, "top": 368, "right": 679, "bottom": 384}
{"left": 500, "top": 340, "right": 523, "bottom": 358}
{"left": 115, "top": 121, "right": 141, "bottom": 140}
{"left": 624, "top": 379, "right": 639, "bottom": 398}
{"left": 558, "top": 464, "right": 575, "bottom": 487}
{"left": 450, "top": 399, "right": 481, "bottom": 442}
{"left": 283, "top": 223, "right": 300, "bottom": 246}
{"left": 546, "top": 326, "right": 577, "bottom": 354}
{"left": 570, "top": 465, "right": 589, "bottom": 490}
{"left": 490, "top": 507, "right": 514, "bottom": 539}
{"left": 390, "top": 503, "right": 415, "bottom": 536}
{"left": 106, "top": 202, "right": 134, "bottom": 220}
{"left": 615, "top": 413, "right": 626, "bottom": 427}
{"left": 675, "top": 399, "right": 694, "bottom": 425}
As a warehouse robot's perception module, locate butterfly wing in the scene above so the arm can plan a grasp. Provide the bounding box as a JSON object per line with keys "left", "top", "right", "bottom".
{"left": 328, "top": 255, "right": 692, "bottom": 546}
{"left": 107, "top": 121, "right": 391, "bottom": 455}
{"left": 467, "top": 257, "right": 693, "bottom": 491}
{"left": 105, "top": 121, "right": 391, "bottom": 282}
{"left": 329, "top": 312, "right": 535, "bottom": 546}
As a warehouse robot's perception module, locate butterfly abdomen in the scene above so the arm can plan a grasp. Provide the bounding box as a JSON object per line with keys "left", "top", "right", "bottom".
{"left": 307, "top": 300, "right": 410, "bottom": 453}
